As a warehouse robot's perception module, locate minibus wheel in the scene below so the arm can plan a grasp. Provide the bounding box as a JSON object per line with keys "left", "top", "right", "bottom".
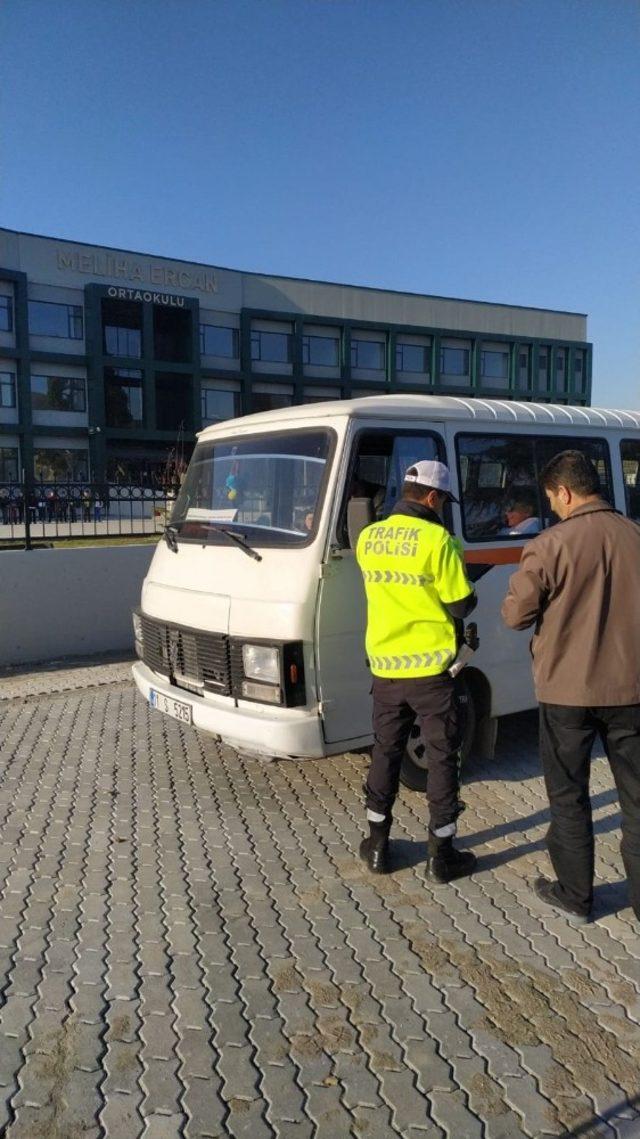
{"left": 399, "top": 676, "right": 476, "bottom": 792}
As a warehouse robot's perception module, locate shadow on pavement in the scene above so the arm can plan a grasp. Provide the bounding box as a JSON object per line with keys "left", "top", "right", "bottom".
{"left": 558, "top": 1091, "right": 640, "bottom": 1137}
{"left": 387, "top": 837, "right": 427, "bottom": 871}
{"left": 467, "top": 786, "right": 619, "bottom": 854}
{"left": 465, "top": 708, "right": 540, "bottom": 784}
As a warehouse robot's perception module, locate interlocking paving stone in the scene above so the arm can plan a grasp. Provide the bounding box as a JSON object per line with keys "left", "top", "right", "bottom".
{"left": 429, "top": 1088, "right": 485, "bottom": 1137}
{"left": 101, "top": 1089, "right": 144, "bottom": 1137}
{"left": 2, "top": 675, "right": 640, "bottom": 1136}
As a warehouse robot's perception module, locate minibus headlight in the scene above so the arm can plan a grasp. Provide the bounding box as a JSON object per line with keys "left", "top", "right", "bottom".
{"left": 132, "top": 611, "right": 144, "bottom": 658}
{"left": 242, "top": 644, "right": 281, "bottom": 685}
{"left": 233, "top": 640, "right": 306, "bottom": 707}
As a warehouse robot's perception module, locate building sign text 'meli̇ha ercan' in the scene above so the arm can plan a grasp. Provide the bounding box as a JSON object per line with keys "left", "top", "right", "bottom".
{"left": 55, "top": 248, "right": 217, "bottom": 293}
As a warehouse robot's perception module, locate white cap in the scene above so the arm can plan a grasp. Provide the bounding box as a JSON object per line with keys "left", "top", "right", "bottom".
{"left": 404, "top": 459, "right": 458, "bottom": 502}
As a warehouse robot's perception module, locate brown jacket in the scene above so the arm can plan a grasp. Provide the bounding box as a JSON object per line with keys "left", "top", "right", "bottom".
{"left": 501, "top": 501, "right": 640, "bottom": 706}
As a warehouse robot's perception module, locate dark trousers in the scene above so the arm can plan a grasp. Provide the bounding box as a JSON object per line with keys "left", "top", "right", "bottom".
{"left": 539, "top": 703, "right": 640, "bottom": 918}
{"left": 365, "top": 673, "right": 461, "bottom": 832}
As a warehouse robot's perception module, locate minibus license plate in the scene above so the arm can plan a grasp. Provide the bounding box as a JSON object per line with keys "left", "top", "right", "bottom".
{"left": 150, "top": 690, "right": 192, "bottom": 725}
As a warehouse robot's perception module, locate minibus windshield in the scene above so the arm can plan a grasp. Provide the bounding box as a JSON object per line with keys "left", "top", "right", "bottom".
{"left": 171, "top": 428, "right": 335, "bottom": 547}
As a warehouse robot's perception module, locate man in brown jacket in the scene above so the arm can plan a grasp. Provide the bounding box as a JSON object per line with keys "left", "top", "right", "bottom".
{"left": 502, "top": 450, "right": 640, "bottom": 924}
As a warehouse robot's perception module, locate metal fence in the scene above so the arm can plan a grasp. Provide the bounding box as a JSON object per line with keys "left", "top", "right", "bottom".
{"left": 0, "top": 479, "right": 181, "bottom": 548}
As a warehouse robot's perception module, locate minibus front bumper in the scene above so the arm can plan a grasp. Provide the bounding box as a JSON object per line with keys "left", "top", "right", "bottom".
{"left": 132, "top": 661, "right": 326, "bottom": 760}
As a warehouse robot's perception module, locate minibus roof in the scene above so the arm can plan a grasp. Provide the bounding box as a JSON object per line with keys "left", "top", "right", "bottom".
{"left": 199, "top": 395, "right": 640, "bottom": 440}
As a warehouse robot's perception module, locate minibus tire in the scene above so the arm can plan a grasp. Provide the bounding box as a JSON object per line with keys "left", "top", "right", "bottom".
{"left": 399, "top": 676, "right": 476, "bottom": 793}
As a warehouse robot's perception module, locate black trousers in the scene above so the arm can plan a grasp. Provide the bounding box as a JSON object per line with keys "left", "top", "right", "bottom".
{"left": 365, "top": 673, "right": 462, "bottom": 832}
{"left": 539, "top": 703, "right": 640, "bottom": 918}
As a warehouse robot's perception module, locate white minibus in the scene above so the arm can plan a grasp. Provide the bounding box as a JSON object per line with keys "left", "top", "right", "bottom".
{"left": 132, "top": 396, "right": 640, "bottom": 789}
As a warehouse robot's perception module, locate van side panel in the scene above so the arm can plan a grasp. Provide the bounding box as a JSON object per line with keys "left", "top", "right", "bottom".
{"left": 315, "top": 552, "right": 372, "bottom": 745}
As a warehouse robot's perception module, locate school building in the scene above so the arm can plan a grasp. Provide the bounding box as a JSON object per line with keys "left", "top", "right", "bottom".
{"left": 0, "top": 227, "right": 592, "bottom": 483}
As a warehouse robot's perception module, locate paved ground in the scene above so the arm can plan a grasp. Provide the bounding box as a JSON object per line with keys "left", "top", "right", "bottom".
{"left": 1, "top": 663, "right": 639, "bottom": 1139}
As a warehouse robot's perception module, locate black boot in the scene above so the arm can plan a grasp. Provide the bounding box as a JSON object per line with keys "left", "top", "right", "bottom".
{"left": 426, "top": 834, "right": 476, "bottom": 884}
{"left": 533, "top": 877, "right": 591, "bottom": 924}
{"left": 359, "top": 820, "right": 391, "bottom": 874}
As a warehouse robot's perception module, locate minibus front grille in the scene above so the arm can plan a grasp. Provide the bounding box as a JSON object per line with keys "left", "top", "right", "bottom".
{"left": 140, "top": 615, "right": 231, "bottom": 696}
{"left": 229, "top": 641, "right": 246, "bottom": 696}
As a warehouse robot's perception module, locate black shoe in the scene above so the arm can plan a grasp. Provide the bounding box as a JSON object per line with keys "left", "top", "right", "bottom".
{"left": 359, "top": 834, "right": 390, "bottom": 874}
{"left": 533, "top": 877, "right": 591, "bottom": 925}
{"left": 426, "top": 837, "right": 476, "bottom": 884}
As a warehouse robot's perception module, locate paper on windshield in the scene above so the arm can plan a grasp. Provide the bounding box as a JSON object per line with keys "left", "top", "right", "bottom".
{"left": 186, "top": 507, "right": 239, "bottom": 522}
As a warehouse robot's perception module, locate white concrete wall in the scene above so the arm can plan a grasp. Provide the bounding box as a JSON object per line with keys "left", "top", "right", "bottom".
{"left": 0, "top": 544, "right": 155, "bottom": 667}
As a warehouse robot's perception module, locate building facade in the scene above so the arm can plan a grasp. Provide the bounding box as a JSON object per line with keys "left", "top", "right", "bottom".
{"left": 0, "top": 228, "right": 592, "bottom": 483}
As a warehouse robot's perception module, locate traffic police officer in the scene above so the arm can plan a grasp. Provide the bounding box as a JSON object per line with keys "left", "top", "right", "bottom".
{"left": 356, "top": 460, "right": 478, "bottom": 881}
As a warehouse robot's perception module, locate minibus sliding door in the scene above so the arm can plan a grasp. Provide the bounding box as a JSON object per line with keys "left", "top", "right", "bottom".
{"left": 315, "top": 424, "right": 446, "bottom": 748}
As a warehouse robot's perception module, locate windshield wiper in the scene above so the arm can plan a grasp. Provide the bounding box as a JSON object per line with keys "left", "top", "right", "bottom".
{"left": 204, "top": 525, "right": 263, "bottom": 561}
{"left": 165, "top": 520, "right": 262, "bottom": 561}
{"left": 164, "top": 524, "right": 180, "bottom": 553}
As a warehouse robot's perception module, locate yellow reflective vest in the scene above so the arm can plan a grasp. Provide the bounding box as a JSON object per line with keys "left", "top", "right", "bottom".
{"left": 356, "top": 510, "right": 473, "bottom": 678}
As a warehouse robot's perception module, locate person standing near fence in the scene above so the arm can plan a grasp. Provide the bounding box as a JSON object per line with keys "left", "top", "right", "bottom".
{"left": 502, "top": 450, "right": 640, "bottom": 924}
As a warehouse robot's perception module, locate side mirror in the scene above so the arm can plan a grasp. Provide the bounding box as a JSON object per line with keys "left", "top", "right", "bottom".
{"left": 347, "top": 497, "right": 374, "bottom": 550}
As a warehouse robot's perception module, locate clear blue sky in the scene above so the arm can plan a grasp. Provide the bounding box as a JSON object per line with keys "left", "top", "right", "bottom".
{"left": 1, "top": 0, "right": 638, "bottom": 407}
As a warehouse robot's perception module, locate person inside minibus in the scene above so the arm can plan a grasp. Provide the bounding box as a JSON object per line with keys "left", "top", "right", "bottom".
{"left": 498, "top": 489, "right": 541, "bottom": 536}
{"left": 460, "top": 489, "right": 504, "bottom": 538}
{"left": 348, "top": 476, "right": 386, "bottom": 519}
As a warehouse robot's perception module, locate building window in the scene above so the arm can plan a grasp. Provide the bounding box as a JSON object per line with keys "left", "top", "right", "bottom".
{"left": 104, "top": 324, "right": 142, "bottom": 357}
{"left": 0, "top": 446, "right": 19, "bottom": 481}
{"left": 251, "top": 330, "right": 291, "bottom": 364}
{"left": 31, "top": 374, "right": 86, "bottom": 413}
{"left": 574, "top": 349, "right": 586, "bottom": 392}
{"left": 396, "top": 343, "right": 430, "bottom": 374}
{"left": 440, "top": 346, "right": 469, "bottom": 377}
{"left": 200, "top": 325, "right": 239, "bottom": 358}
{"left": 302, "top": 334, "right": 339, "bottom": 367}
{"left": 0, "top": 295, "right": 13, "bottom": 332}
{"left": 351, "top": 339, "right": 385, "bottom": 370}
{"left": 34, "top": 448, "right": 89, "bottom": 481}
{"left": 28, "top": 300, "right": 83, "bottom": 340}
{"left": 105, "top": 368, "right": 143, "bottom": 428}
{"left": 538, "top": 347, "right": 550, "bottom": 389}
{"left": 102, "top": 297, "right": 142, "bottom": 358}
{"left": 154, "top": 306, "right": 192, "bottom": 363}
{"left": 555, "top": 347, "right": 567, "bottom": 390}
{"left": 480, "top": 349, "right": 509, "bottom": 382}
{"left": 0, "top": 371, "right": 16, "bottom": 408}
{"left": 303, "top": 387, "right": 341, "bottom": 403}
{"left": 251, "top": 391, "right": 293, "bottom": 413}
{"left": 201, "top": 388, "right": 240, "bottom": 424}
{"left": 517, "top": 346, "right": 531, "bottom": 389}
{"left": 155, "top": 372, "right": 192, "bottom": 431}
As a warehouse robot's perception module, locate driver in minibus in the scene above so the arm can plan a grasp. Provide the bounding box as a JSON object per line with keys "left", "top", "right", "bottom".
{"left": 498, "top": 489, "right": 541, "bottom": 536}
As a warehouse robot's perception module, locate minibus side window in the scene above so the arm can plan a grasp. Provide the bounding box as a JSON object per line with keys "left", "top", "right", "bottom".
{"left": 456, "top": 434, "right": 540, "bottom": 541}
{"left": 620, "top": 440, "right": 640, "bottom": 521}
{"left": 456, "top": 433, "right": 613, "bottom": 542}
{"left": 534, "top": 436, "right": 612, "bottom": 526}
{"left": 338, "top": 429, "right": 444, "bottom": 548}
